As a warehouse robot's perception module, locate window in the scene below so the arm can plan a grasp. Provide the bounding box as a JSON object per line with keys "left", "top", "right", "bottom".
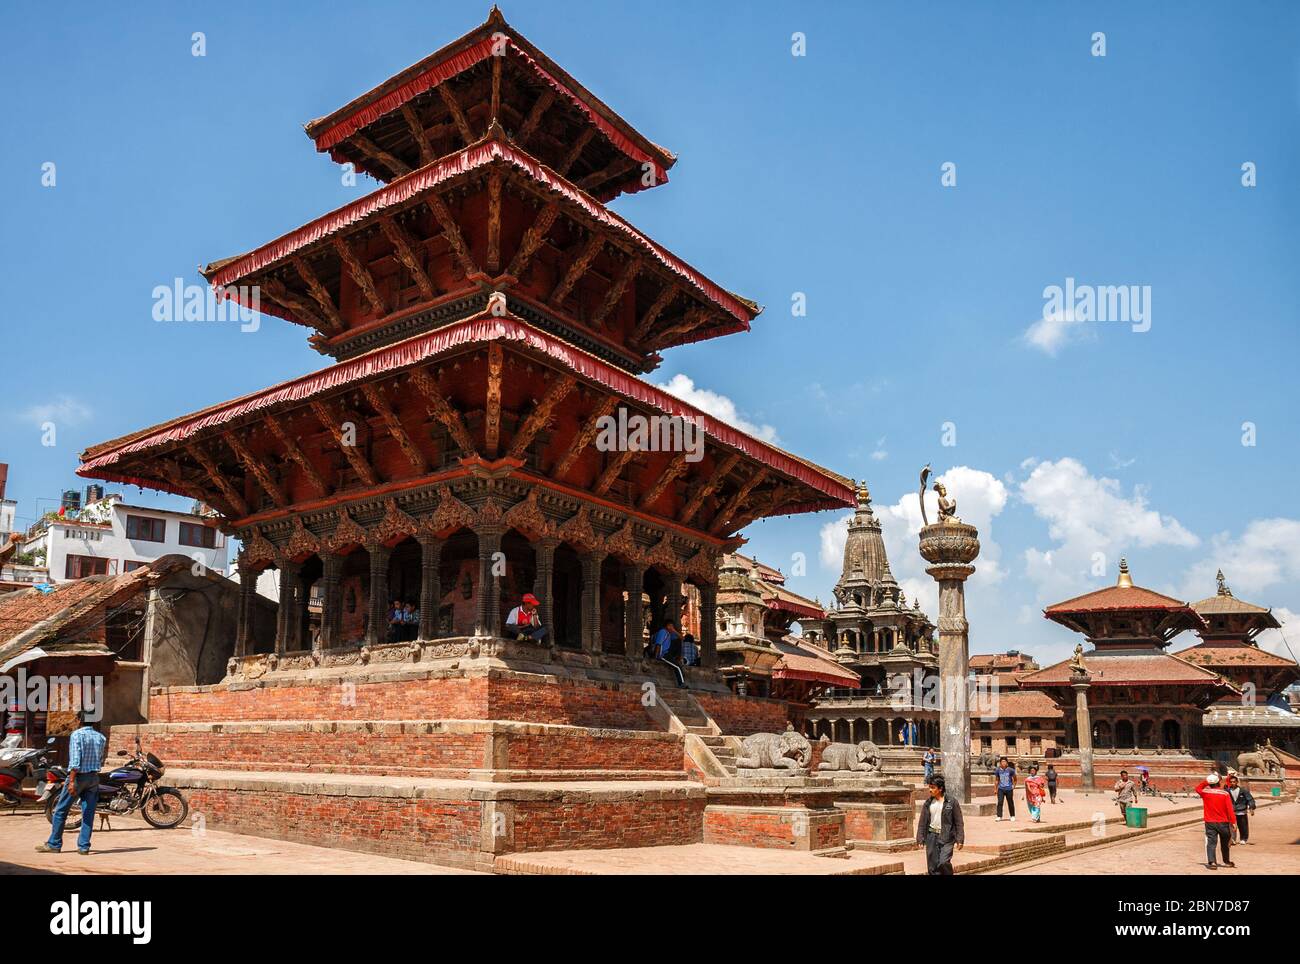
{"left": 126, "top": 515, "right": 165, "bottom": 542}
{"left": 178, "top": 521, "right": 216, "bottom": 548}
{"left": 105, "top": 608, "right": 144, "bottom": 662}
{"left": 65, "top": 555, "right": 111, "bottom": 579}
{"left": 123, "top": 560, "right": 148, "bottom": 573}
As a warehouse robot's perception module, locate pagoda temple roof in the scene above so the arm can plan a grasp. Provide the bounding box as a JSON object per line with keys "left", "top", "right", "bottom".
{"left": 303, "top": 8, "right": 676, "bottom": 199}
{"left": 1019, "top": 650, "right": 1238, "bottom": 690}
{"left": 773, "top": 637, "right": 860, "bottom": 687}
{"left": 78, "top": 310, "right": 853, "bottom": 512}
{"left": 202, "top": 129, "right": 756, "bottom": 353}
{"left": 1044, "top": 583, "right": 1192, "bottom": 615}
{"left": 1175, "top": 642, "right": 1297, "bottom": 670}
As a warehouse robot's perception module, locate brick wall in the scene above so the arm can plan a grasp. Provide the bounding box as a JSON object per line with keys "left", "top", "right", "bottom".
{"left": 510, "top": 798, "right": 703, "bottom": 852}
{"left": 694, "top": 692, "right": 791, "bottom": 736}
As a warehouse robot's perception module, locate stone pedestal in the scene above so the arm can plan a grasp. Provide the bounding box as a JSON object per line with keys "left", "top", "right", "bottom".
{"left": 918, "top": 520, "right": 980, "bottom": 805}
{"left": 1071, "top": 673, "right": 1097, "bottom": 792}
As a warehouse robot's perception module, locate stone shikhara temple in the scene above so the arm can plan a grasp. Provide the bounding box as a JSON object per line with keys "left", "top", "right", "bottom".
{"left": 75, "top": 10, "right": 921, "bottom": 870}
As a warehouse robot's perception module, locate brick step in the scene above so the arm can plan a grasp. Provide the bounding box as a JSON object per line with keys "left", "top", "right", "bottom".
{"left": 168, "top": 769, "right": 707, "bottom": 871}
{"left": 150, "top": 760, "right": 693, "bottom": 782}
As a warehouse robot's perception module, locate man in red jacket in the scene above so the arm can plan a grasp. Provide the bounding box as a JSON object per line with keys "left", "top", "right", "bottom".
{"left": 1195, "top": 773, "right": 1236, "bottom": 870}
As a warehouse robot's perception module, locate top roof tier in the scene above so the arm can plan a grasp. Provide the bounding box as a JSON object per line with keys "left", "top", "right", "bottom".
{"left": 304, "top": 7, "right": 676, "bottom": 201}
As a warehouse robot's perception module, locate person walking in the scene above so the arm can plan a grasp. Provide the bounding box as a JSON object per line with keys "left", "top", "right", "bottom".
{"left": 1114, "top": 769, "right": 1138, "bottom": 821}
{"left": 916, "top": 775, "right": 965, "bottom": 875}
{"left": 922, "top": 748, "right": 936, "bottom": 784}
{"left": 1195, "top": 772, "right": 1236, "bottom": 870}
{"left": 1045, "top": 763, "right": 1059, "bottom": 803}
{"left": 1024, "top": 764, "right": 1047, "bottom": 823}
{"left": 994, "top": 756, "right": 1016, "bottom": 822}
{"left": 35, "top": 712, "right": 106, "bottom": 856}
{"left": 505, "top": 593, "right": 548, "bottom": 643}
{"left": 1226, "top": 773, "right": 1256, "bottom": 845}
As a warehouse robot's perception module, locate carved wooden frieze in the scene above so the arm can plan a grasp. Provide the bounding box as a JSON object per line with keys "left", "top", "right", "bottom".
{"left": 241, "top": 526, "right": 281, "bottom": 568}
{"left": 426, "top": 485, "right": 477, "bottom": 536}
{"left": 372, "top": 498, "right": 420, "bottom": 545}
{"left": 557, "top": 505, "right": 599, "bottom": 551}
{"left": 325, "top": 508, "right": 370, "bottom": 552}
{"left": 503, "top": 489, "right": 553, "bottom": 539}
{"left": 286, "top": 516, "right": 321, "bottom": 561}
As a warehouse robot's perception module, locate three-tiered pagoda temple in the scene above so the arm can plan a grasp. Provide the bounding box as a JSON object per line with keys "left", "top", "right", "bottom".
{"left": 77, "top": 8, "right": 854, "bottom": 684}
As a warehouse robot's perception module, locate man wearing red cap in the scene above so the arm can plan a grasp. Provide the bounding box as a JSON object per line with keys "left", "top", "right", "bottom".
{"left": 506, "top": 593, "right": 547, "bottom": 643}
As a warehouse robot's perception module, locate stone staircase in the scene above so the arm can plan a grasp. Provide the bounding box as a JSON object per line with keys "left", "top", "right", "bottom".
{"left": 697, "top": 734, "right": 738, "bottom": 775}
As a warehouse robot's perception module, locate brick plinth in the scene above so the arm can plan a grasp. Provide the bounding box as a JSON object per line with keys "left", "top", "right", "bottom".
{"left": 703, "top": 804, "right": 846, "bottom": 851}
{"left": 838, "top": 800, "right": 918, "bottom": 852}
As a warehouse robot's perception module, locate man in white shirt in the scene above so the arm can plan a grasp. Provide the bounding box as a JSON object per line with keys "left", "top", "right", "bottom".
{"left": 915, "top": 775, "right": 964, "bottom": 875}
{"left": 505, "top": 593, "right": 547, "bottom": 643}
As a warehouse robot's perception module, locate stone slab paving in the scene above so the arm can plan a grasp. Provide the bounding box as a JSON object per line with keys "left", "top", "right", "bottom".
{"left": 496, "top": 843, "right": 903, "bottom": 875}
{"left": 0, "top": 812, "right": 476, "bottom": 875}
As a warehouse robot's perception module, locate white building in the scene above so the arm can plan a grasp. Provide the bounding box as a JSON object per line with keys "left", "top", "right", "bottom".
{"left": 21, "top": 495, "right": 227, "bottom": 583}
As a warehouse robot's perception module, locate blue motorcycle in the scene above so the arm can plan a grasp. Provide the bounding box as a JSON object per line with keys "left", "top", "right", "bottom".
{"left": 43, "top": 737, "right": 188, "bottom": 830}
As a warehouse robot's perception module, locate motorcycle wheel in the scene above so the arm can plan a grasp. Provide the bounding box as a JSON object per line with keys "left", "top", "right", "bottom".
{"left": 141, "top": 787, "right": 189, "bottom": 829}
{"left": 43, "top": 795, "right": 83, "bottom": 831}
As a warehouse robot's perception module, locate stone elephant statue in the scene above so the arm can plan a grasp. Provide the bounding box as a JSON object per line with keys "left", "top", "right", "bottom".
{"left": 817, "top": 737, "right": 883, "bottom": 773}
{"left": 735, "top": 729, "right": 813, "bottom": 770}
{"left": 1236, "top": 747, "right": 1281, "bottom": 777}
{"left": 975, "top": 748, "right": 999, "bottom": 771}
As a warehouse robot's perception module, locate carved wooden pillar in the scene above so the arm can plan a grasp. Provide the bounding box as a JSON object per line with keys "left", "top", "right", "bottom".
{"left": 580, "top": 550, "right": 606, "bottom": 653}
{"left": 319, "top": 552, "right": 344, "bottom": 651}
{"left": 235, "top": 561, "right": 258, "bottom": 657}
{"left": 289, "top": 566, "right": 308, "bottom": 652}
{"left": 417, "top": 535, "right": 444, "bottom": 640}
{"left": 664, "top": 574, "right": 684, "bottom": 628}
{"left": 365, "top": 542, "right": 392, "bottom": 648}
{"left": 699, "top": 581, "right": 718, "bottom": 670}
{"left": 475, "top": 526, "right": 503, "bottom": 637}
{"left": 623, "top": 564, "right": 646, "bottom": 659}
{"left": 274, "top": 562, "right": 300, "bottom": 655}
{"left": 533, "top": 538, "right": 557, "bottom": 642}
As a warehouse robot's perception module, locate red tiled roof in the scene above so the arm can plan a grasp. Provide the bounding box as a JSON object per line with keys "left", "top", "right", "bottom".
{"left": 1175, "top": 643, "right": 1298, "bottom": 670}
{"left": 970, "top": 653, "right": 1028, "bottom": 670}
{"left": 989, "top": 690, "right": 1064, "bottom": 719}
{"left": 1045, "top": 584, "right": 1191, "bottom": 614}
{"left": 1019, "top": 651, "right": 1238, "bottom": 689}
{"left": 774, "top": 650, "right": 860, "bottom": 686}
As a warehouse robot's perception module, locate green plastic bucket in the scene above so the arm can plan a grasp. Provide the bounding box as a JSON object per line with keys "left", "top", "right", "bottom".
{"left": 1125, "top": 806, "right": 1148, "bottom": 828}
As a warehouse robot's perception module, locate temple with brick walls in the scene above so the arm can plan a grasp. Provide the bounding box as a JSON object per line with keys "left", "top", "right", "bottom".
{"left": 75, "top": 9, "right": 921, "bottom": 871}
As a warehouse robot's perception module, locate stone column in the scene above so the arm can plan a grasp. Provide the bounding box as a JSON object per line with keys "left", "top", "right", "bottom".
{"left": 319, "top": 552, "right": 343, "bottom": 651}
{"left": 235, "top": 561, "right": 258, "bottom": 657}
{"left": 475, "top": 527, "right": 504, "bottom": 637}
{"left": 365, "top": 542, "right": 392, "bottom": 648}
{"left": 699, "top": 581, "right": 718, "bottom": 670}
{"left": 533, "top": 538, "right": 557, "bottom": 642}
{"left": 623, "top": 564, "right": 645, "bottom": 658}
{"left": 919, "top": 520, "right": 980, "bottom": 804}
{"left": 274, "top": 562, "right": 301, "bottom": 655}
{"left": 579, "top": 550, "right": 606, "bottom": 652}
{"left": 664, "top": 574, "right": 684, "bottom": 628}
{"left": 417, "top": 535, "right": 443, "bottom": 640}
{"left": 1072, "top": 673, "right": 1096, "bottom": 792}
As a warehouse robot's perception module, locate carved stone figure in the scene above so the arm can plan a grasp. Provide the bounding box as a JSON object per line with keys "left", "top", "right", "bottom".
{"left": 734, "top": 729, "right": 812, "bottom": 770}
{"left": 975, "top": 748, "right": 999, "bottom": 770}
{"left": 1069, "top": 643, "right": 1087, "bottom": 676}
{"left": 1237, "top": 744, "right": 1281, "bottom": 776}
{"left": 817, "top": 737, "right": 883, "bottom": 773}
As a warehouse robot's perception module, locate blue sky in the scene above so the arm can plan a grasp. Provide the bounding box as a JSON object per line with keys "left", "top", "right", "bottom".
{"left": 3, "top": 1, "right": 1298, "bottom": 665}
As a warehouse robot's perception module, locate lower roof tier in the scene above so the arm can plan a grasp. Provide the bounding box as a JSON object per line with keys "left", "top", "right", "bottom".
{"left": 77, "top": 307, "right": 852, "bottom": 538}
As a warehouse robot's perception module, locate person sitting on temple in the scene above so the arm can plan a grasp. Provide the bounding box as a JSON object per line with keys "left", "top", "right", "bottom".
{"left": 386, "top": 599, "right": 405, "bottom": 643}
{"left": 650, "top": 619, "right": 686, "bottom": 688}
{"left": 506, "top": 593, "right": 547, "bottom": 643}
{"left": 680, "top": 632, "right": 699, "bottom": 668}
{"left": 401, "top": 602, "right": 419, "bottom": 642}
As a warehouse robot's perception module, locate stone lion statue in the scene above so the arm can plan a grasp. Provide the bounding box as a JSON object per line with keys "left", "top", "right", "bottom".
{"left": 735, "top": 729, "right": 812, "bottom": 770}
{"left": 1237, "top": 744, "right": 1282, "bottom": 777}
{"left": 975, "top": 748, "right": 999, "bottom": 771}
{"left": 817, "top": 737, "right": 883, "bottom": 773}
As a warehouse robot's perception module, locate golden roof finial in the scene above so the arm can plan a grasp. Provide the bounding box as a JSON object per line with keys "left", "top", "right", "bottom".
{"left": 1117, "top": 557, "right": 1134, "bottom": 589}
{"left": 1216, "top": 569, "right": 1232, "bottom": 596}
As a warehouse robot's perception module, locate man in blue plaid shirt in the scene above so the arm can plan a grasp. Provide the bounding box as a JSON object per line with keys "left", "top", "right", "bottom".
{"left": 36, "top": 711, "right": 106, "bottom": 856}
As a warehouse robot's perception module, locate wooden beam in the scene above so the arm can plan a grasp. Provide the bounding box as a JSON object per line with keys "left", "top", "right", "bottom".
{"left": 709, "top": 468, "right": 768, "bottom": 534}
{"left": 378, "top": 216, "right": 436, "bottom": 300}
{"left": 426, "top": 195, "right": 479, "bottom": 279}
{"left": 507, "top": 375, "right": 576, "bottom": 460}
{"left": 438, "top": 83, "right": 473, "bottom": 145}
{"left": 291, "top": 256, "right": 344, "bottom": 331}
{"left": 517, "top": 90, "right": 554, "bottom": 145}
{"left": 485, "top": 343, "right": 503, "bottom": 458}
{"left": 506, "top": 202, "right": 559, "bottom": 279}
{"left": 185, "top": 444, "right": 250, "bottom": 517}
{"left": 578, "top": 157, "right": 637, "bottom": 194}
{"left": 645, "top": 306, "right": 712, "bottom": 348}
{"left": 552, "top": 396, "right": 618, "bottom": 479}
{"left": 409, "top": 367, "right": 477, "bottom": 456}
{"left": 631, "top": 283, "right": 677, "bottom": 344}
{"left": 593, "top": 448, "right": 637, "bottom": 496}
{"left": 557, "top": 128, "right": 595, "bottom": 177}
{"left": 222, "top": 432, "right": 287, "bottom": 509}
{"left": 333, "top": 236, "right": 387, "bottom": 317}
{"left": 491, "top": 55, "right": 502, "bottom": 122}
{"left": 549, "top": 233, "right": 604, "bottom": 307}
{"left": 362, "top": 383, "right": 428, "bottom": 474}
{"left": 487, "top": 173, "right": 502, "bottom": 274}
{"left": 309, "top": 398, "right": 380, "bottom": 487}
{"left": 265, "top": 418, "right": 330, "bottom": 499}
{"left": 350, "top": 133, "right": 411, "bottom": 178}
{"left": 640, "top": 452, "right": 688, "bottom": 510}
{"left": 589, "top": 257, "right": 640, "bottom": 330}
{"left": 260, "top": 277, "right": 328, "bottom": 331}
{"left": 680, "top": 452, "right": 739, "bottom": 525}
{"left": 399, "top": 103, "right": 435, "bottom": 166}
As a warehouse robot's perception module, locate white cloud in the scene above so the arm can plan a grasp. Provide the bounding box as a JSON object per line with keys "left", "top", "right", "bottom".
{"left": 1023, "top": 308, "right": 1090, "bottom": 357}
{"left": 1257, "top": 607, "right": 1298, "bottom": 661}
{"left": 1019, "top": 458, "right": 1198, "bottom": 602}
{"left": 21, "top": 395, "right": 92, "bottom": 428}
{"left": 654, "top": 373, "right": 778, "bottom": 442}
{"left": 871, "top": 436, "right": 888, "bottom": 461}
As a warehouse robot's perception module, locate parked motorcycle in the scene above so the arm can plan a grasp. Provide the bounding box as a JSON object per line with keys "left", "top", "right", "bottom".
{"left": 0, "top": 736, "right": 55, "bottom": 809}
{"left": 43, "top": 737, "right": 189, "bottom": 830}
